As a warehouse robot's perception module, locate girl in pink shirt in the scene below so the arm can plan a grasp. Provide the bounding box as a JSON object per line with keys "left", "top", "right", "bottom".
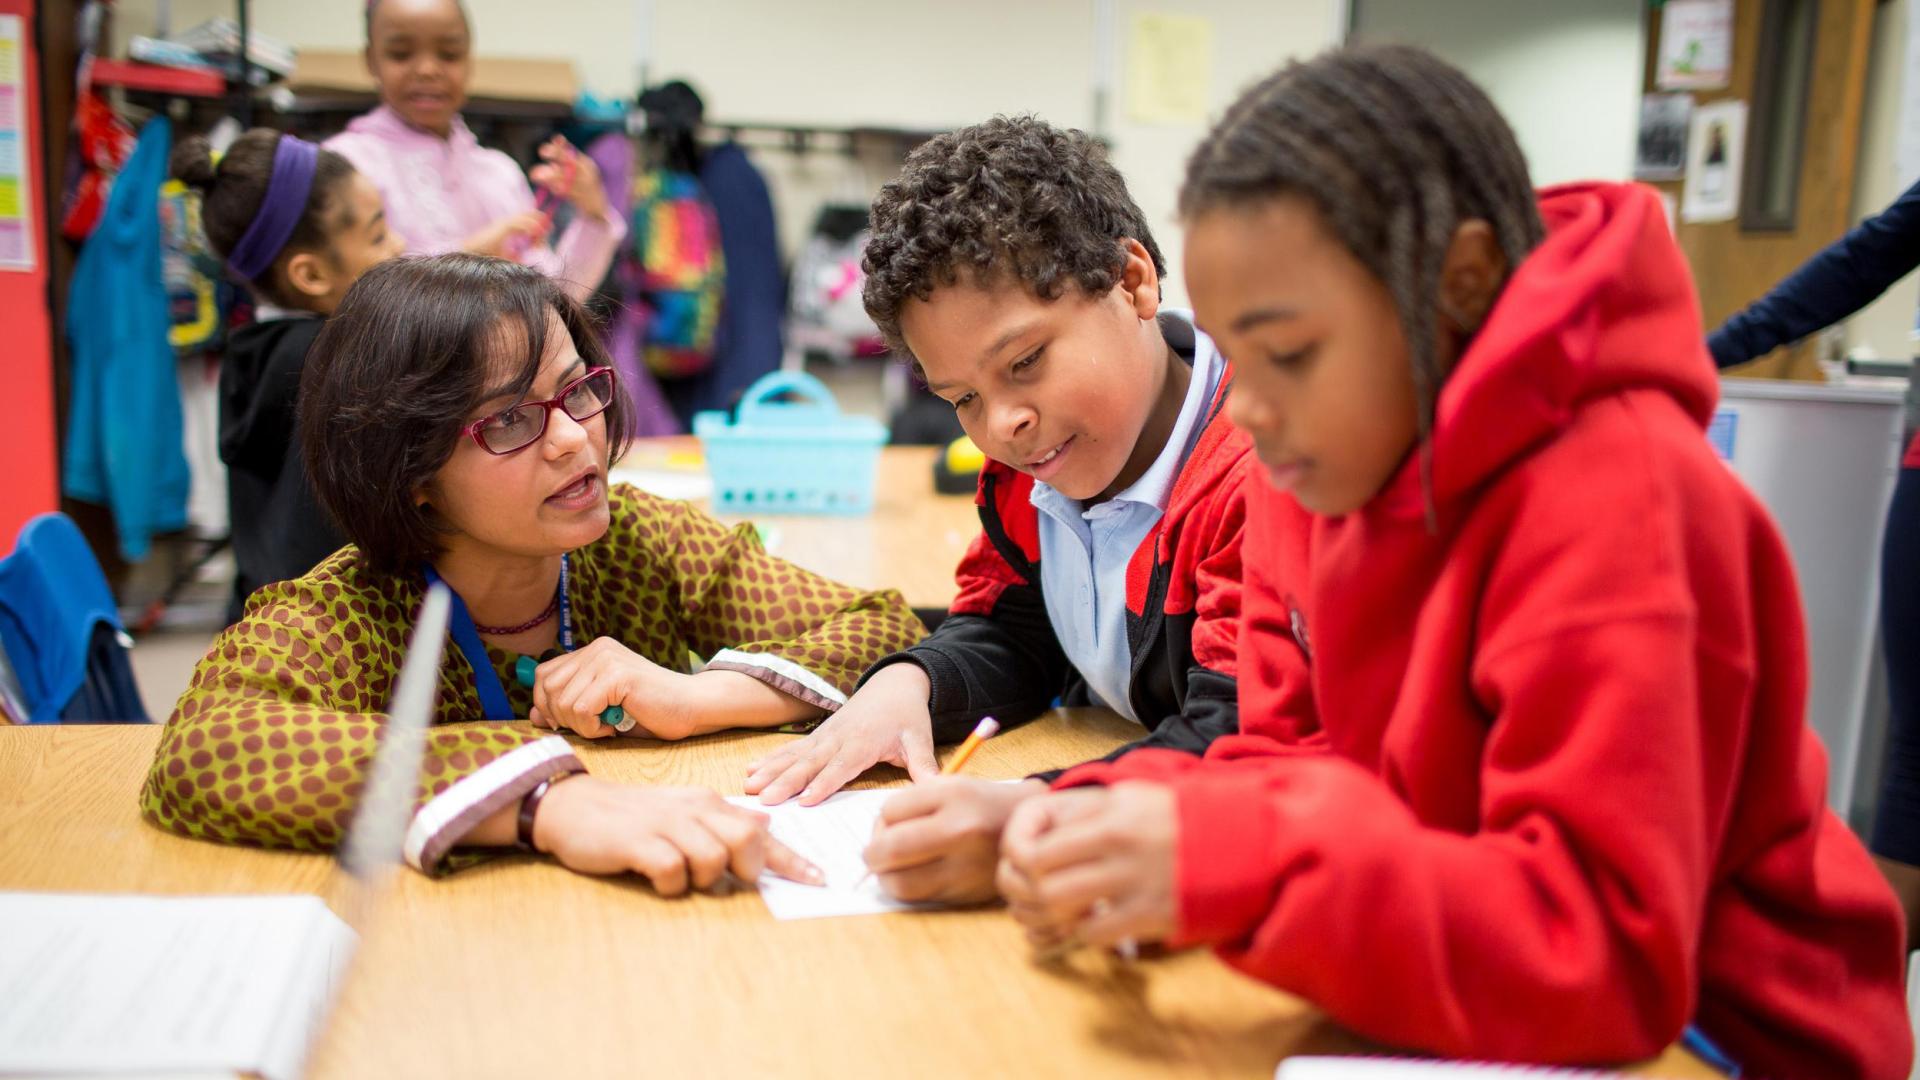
{"left": 327, "top": 0, "right": 625, "bottom": 301}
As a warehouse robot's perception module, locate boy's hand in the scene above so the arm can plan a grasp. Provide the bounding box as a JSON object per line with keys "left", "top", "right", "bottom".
{"left": 863, "top": 777, "right": 1049, "bottom": 903}
{"left": 529, "top": 636, "right": 699, "bottom": 740}
{"left": 743, "top": 663, "right": 938, "bottom": 805}
{"left": 528, "top": 775, "right": 823, "bottom": 894}
{"left": 997, "top": 782, "right": 1180, "bottom": 950}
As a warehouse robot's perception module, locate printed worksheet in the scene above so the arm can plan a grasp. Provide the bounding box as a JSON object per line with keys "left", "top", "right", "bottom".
{"left": 0, "top": 893, "right": 355, "bottom": 1080}
{"left": 727, "top": 789, "right": 931, "bottom": 920}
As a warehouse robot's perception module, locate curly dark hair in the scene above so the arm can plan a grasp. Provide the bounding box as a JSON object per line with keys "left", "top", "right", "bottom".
{"left": 862, "top": 115, "right": 1165, "bottom": 360}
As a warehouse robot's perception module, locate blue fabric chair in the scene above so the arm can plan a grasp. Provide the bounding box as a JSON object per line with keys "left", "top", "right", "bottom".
{"left": 0, "top": 514, "right": 150, "bottom": 723}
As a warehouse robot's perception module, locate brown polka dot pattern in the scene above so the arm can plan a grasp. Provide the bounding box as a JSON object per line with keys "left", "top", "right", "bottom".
{"left": 139, "top": 483, "right": 923, "bottom": 863}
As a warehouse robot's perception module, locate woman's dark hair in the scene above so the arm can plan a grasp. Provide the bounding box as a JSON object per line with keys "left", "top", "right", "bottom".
{"left": 299, "top": 254, "right": 632, "bottom": 575}
{"left": 862, "top": 115, "right": 1164, "bottom": 361}
{"left": 1180, "top": 45, "right": 1545, "bottom": 504}
{"left": 170, "top": 129, "right": 358, "bottom": 304}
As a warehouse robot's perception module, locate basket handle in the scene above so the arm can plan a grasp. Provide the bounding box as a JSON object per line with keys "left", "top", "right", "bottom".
{"left": 735, "top": 371, "right": 842, "bottom": 425}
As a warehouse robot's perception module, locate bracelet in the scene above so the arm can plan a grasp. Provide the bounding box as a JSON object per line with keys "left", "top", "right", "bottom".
{"left": 515, "top": 771, "right": 579, "bottom": 853}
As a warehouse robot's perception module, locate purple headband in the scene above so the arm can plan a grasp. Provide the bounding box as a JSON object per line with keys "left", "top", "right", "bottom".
{"left": 226, "top": 135, "right": 320, "bottom": 281}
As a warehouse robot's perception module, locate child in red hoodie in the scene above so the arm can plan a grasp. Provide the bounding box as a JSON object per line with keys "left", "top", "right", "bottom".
{"left": 996, "top": 46, "right": 1913, "bottom": 1078}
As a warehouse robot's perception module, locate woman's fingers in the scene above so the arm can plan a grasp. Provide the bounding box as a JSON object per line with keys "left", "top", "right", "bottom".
{"left": 701, "top": 805, "right": 769, "bottom": 884}
{"left": 626, "top": 835, "right": 690, "bottom": 896}
{"left": 763, "top": 836, "right": 825, "bottom": 886}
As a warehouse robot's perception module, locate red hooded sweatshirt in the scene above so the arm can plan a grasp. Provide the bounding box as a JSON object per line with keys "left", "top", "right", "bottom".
{"left": 1055, "top": 183, "right": 1913, "bottom": 1077}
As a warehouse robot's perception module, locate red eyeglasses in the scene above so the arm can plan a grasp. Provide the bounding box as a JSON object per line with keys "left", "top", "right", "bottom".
{"left": 462, "top": 367, "right": 619, "bottom": 455}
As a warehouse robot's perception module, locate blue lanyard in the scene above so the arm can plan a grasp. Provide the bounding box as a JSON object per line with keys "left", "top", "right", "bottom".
{"left": 424, "top": 554, "right": 570, "bottom": 722}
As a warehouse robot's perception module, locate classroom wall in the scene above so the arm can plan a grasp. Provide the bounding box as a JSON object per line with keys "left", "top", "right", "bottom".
{"left": 118, "top": 0, "right": 1343, "bottom": 305}
{"left": 1, "top": 0, "right": 57, "bottom": 555}
{"left": 1349, "top": 0, "right": 1644, "bottom": 186}
{"left": 1841, "top": 0, "right": 1920, "bottom": 363}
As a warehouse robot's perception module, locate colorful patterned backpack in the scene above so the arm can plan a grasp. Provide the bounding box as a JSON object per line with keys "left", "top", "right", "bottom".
{"left": 623, "top": 168, "right": 726, "bottom": 379}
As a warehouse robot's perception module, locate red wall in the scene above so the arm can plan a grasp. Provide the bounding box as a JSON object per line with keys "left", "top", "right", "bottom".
{"left": 0, "top": 0, "right": 54, "bottom": 555}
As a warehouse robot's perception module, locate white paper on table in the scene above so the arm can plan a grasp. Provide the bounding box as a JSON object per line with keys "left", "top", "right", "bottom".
{"left": 0, "top": 893, "right": 356, "bottom": 1080}
{"left": 607, "top": 464, "right": 714, "bottom": 503}
{"left": 727, "top": 789, "right": 933, "bottom": 920}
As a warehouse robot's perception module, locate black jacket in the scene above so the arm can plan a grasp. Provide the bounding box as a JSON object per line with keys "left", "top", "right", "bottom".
{"left": 219, "top": 316, "right": 344, "bottom": 617}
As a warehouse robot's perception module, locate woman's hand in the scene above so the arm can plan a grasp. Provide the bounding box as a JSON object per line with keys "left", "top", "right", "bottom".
{"left": 530, "top": 636, "right": 699, "bottom": 740}
{"left": 863, "top": 777, "right": 1049, "bottom": 904}
{"left": 743, "top": 662, "right": 939, "bottom": 805}
{"left": 530, "top": 135, "right": 610, "bottom": 221}
{"left": 531, "top": 775, "right": 822, "bottom": 894}
{"left": 461, "top": 210, "right": 550, "bottom": 257}
{"left": 997, "top": 782, "right": 1180, "bottom": 951}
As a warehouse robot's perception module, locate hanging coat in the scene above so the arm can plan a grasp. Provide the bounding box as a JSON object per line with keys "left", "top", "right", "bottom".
{"left": 63, "top": 116, "right": 189, "bottom": 563}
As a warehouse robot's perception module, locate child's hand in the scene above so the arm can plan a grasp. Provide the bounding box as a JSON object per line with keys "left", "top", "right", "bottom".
{"left": 863, "top": 777, "right": 1050, "bottom": 903}
{"left": 530, "top": 775, "right": 823, "bottom": 893}
{"left": 743, "top": 663, "right": 938, "bottom": 805}
{"left": 997, "top": 782, "right": 1180, "bottom": 951}
{"left": 529, "top": 636, "right": 698, "bottom": 740}
{"left": 530, "top": 135, "right": 610, "bottom": 221}
{"left": 462, "top": 210, "right": 550, "bottom": 257}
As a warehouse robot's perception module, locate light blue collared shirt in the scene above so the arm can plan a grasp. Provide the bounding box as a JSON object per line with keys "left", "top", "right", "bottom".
{"left": 1031, "top": 311, "right": 1224, "bottom": 723}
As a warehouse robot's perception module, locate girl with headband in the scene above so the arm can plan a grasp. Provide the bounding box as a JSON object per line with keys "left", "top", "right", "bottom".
{"left": 172, "top": 129, "right": 407, "bottom": 619}
{"left": 326, "top": 0, "right": 624, "bottom": 300}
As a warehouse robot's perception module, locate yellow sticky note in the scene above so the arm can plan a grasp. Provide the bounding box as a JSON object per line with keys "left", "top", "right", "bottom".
{"left": 0, "top": 179, "right": 20, "bottom": 219}
{"left": 1126, "top": 12, "right": 1213, "bottom": 125}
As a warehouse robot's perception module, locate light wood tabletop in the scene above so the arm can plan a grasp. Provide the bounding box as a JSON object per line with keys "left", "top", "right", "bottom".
{"left": 611, "top": 438, "right": 979, "bottom": 613}
{"left": 0, "top": 719, "right": 1714, "bottom": 1079}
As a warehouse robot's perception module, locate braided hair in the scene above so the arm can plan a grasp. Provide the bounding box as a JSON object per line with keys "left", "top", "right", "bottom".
{"left": 1181, "top": 45, "right": 1544, "bottom": 512}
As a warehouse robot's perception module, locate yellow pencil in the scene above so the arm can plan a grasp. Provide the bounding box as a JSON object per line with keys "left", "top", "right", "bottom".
{"left": 852, "top": 716, "right": 1001, "bottom": 891}
{"left": 940, "top": 716, "right": 1001, "bottom": 775}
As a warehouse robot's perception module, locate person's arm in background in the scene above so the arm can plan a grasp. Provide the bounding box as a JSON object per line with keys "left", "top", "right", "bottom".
{"left": 520, "top": 136, "right": 626, "bottom": 304}
{"left": 1709, "top": 177, "right": 1920, "bottom": 367}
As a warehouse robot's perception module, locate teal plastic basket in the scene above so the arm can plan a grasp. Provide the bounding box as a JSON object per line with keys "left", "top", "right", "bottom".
{"left": 693, "top": 371, "right": 888, "bottom": 514}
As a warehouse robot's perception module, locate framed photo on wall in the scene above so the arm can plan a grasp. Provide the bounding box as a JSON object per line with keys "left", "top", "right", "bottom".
{"left": 1657, "top": 0, "right": 1734, "bottom": 91}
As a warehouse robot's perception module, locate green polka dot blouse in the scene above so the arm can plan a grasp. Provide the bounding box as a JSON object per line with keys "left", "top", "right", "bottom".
{"left": 140, "top": 484, "right": 924, "bottom": 872}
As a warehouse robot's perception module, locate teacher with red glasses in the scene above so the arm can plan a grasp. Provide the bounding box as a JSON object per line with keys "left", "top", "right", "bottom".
{"left": 141, "top": 253, "right": 924, "bottom": 893}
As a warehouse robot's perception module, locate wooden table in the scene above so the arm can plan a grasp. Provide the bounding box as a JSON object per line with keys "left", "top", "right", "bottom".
{"left": 611, "top": 439, "right": 979, "bottom": 613}
{"left": 0, "top": 720, "right": 1713, "bottom": 1079}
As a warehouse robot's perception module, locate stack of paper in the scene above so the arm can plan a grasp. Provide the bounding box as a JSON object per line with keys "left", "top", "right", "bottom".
{"left": 0, "top": 893, "right": 355, "bottom": 1080}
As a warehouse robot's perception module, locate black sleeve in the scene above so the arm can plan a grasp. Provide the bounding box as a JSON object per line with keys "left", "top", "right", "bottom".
{"left": 1708, "top": 177, "right": 1920, "bottom": 367}
{"left": 1030, "top": 665, "right": 1238, "bottom": 782}
{"left": 859, "top": 583, "right": 1072, "bottom": 744}
{"left": 219, "top": 320, "right": 323, "bottom": 475}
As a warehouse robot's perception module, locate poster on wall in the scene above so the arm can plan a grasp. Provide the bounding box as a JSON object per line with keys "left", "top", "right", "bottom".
{"left": 1635, "top": 93, "right": 1693, "bottom": 180}
{"left": 1126, "top": 12, "right": 1213, "bottom": 125}
{"left": 1681, "top": 99, "right": 1747, "bottom": 223}
{"left": 0, "top": 14, "right": 35, "bottom": 272}
{"left": 1657, "top": 0, "right": 1734, "bottom": 91}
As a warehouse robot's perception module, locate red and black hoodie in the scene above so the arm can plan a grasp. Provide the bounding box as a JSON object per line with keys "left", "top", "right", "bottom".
{"left": 866, "top": 318, "right": 1259, "bottom": 763}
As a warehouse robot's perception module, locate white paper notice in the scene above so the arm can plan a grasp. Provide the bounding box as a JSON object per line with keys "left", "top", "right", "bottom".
{"left": 1681, "top": 99, "right": 1747, "bottom": 224}
{"left": 0, "top": 893, "right": 356, "bottom": 1080}
{"left": 1655, "top": 0, "right": 1733, "bottom": 91}
{"left": 728, "top": 789, "right": 931, "bottom": 920}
